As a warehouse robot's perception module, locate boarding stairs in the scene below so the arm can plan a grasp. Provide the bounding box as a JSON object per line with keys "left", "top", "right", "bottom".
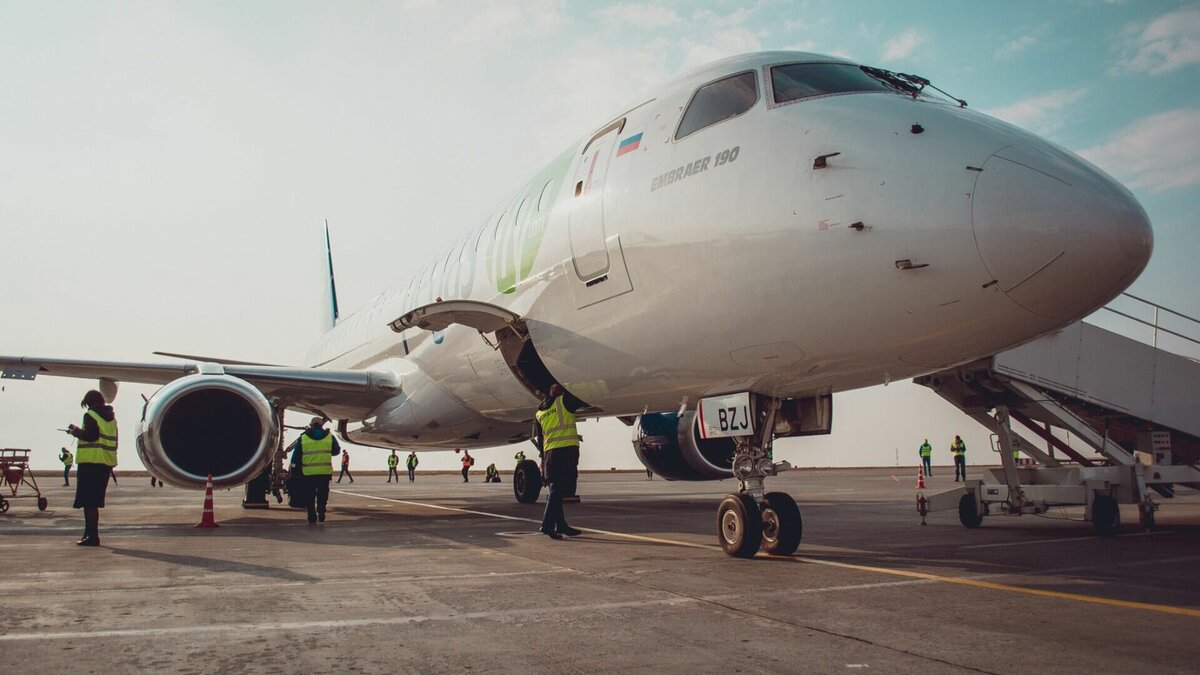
{"left": 915, "top": 293, "right": 1200, "bottom": 534}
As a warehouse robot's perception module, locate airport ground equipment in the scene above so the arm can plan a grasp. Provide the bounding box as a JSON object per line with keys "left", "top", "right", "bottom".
{"left": 0, "top": 449, "right": 48, "bottom": 513}
{"left": 916, "top": 295, "right": 1200, "bottom": 535}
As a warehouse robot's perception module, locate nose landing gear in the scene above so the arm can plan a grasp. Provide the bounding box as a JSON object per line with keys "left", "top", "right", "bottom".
{"left": 713, "top": 396, "right": 802, "bottom": 558}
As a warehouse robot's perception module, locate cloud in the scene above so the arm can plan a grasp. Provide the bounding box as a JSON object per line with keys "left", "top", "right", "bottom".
{"left": 880, "top": 27, "right": 926, "bottom": 62}
{"left": 995, "top": 35, "right": 1036, "bottom": 61}
{"left": 983, "top": 87, "right": 1088, "bottom": 136}
{"left": 1111, "top": 4, "right": 1200, "bottom": 75}
{"left": 449, "top": 0, "right": 565, "bottom": 46}
{"left": 680, "top": 26, "right": 764, "bottom": 69}
{"left": 691, "top": 6, "right": 757, "bottom": 28}
{"left": 593, "top": 3, "right": 680, "bottom": 28}
{"left": 1078, "top": 108, "right": 1200, "bottom": 192}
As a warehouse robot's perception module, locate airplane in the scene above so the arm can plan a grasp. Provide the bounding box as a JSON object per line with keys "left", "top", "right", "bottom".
{"left": 1, "top": 51, "right": 1152, "bottom": 557}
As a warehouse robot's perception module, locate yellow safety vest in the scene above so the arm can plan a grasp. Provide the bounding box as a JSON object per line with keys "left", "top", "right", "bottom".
{"left": 61, "top": 450, "right": 74, "bottom": 466}
{"left": 300, "top": 433, "right": 334, "bottom": 476}
{"left": 536, "top": 396, "right": 581, "bottom": 452}
{"left": 952, "top": 441, "right": 965, "bottom": 457}
{"left": 76, "top": 409, "right": 118, "bottom": 467}
{"left": 388, "top": 454, "right": 398, "bottom": 468}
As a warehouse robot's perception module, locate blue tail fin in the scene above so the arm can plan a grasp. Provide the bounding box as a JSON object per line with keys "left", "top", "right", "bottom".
{"left": 322, "top": 219, "right": 340, "bottom": 331}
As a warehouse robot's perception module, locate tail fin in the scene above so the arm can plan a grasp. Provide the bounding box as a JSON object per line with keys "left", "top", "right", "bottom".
{"left": 321, "top": 219, "right": 340, "bottom": 332}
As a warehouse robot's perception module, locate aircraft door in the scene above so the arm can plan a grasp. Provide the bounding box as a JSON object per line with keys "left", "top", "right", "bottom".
{"left": 567, "top": 121, "right": 622, "bottom": 281}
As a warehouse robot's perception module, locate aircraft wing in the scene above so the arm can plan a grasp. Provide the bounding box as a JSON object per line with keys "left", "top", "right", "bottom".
{"left": 0, "top": 355, "right": 401, "bottom": 419}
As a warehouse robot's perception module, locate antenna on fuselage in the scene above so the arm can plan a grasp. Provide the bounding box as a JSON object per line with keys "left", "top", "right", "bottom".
{"left": 323, "top": 219, "right": 341, "bottom": 330}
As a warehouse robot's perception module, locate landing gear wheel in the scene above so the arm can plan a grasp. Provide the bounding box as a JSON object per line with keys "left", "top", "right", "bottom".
{"left": 958, "top": 493, "right": 983, "bottom": 528}
{"left": 761, "top": 492, "right": 802, "bottom": 555}
{"left": 717, "top": 493, "right": 762, "bottom": 558}
{"left": 512, "top": 459, "right": 542, "bottom": 504}
{"left": 1092, "top": 495, "right": 1120, "bottom": 537}
{"left": 38, "top": 497, "right": 48, "bottom": 511}
{"left": 0, "top": 498, "right": 8, "bottom": 514}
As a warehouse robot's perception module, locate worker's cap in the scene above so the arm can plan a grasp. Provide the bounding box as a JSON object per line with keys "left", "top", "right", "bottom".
{"left": 309, "top": 416, "right": 325, "bottom": 428}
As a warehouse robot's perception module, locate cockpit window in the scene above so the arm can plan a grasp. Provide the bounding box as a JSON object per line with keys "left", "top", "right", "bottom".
{"left": 675, "top": 71, "right": 758, "bottom": 140}
{"left": 770, "top": 62, "right": 893, "bottom": 104}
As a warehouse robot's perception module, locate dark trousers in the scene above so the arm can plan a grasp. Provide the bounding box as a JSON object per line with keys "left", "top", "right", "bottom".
{"left": 461, "top": 466, "right": 469, "bottom": 482}
{"left": 387, "top": 467, "right": 399, "bottom": 482}
{"left": 921, "top": 456, "right": 932, "bottom": 476}
{"left": 541, "top": 446, "right": 579, "bottom": 533}
{"left": 337, "top": 466, "right": 353, "bottom": 483}
{"left": 303, "top": 475, "right": 331, "bottom": 522}
{"left": 407, "top": 467, "right": 415, "bottom": 482}
{"left": 954, "top": 456, "right": 966, "bottom": 481}
{"left": 63, "top": 466, "right": 71, "bottom": 486}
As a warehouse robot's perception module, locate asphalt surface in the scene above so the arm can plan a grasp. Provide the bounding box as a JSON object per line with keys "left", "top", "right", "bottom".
{"left": 1, "top": 467, "right": 1198, "bottom": 674}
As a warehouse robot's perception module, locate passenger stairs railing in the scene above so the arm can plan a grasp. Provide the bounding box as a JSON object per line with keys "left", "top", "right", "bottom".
{"left": 1094, "top": 292, "right": 1200, "bottom": 360}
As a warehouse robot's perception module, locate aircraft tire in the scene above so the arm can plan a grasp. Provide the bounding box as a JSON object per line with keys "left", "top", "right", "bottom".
{"left": 1092, "top": 494, "right": 1120, "bottom": 537}
{"left": 513, "top": 459, "right": 542, "bottom": 504}
{"left": 958, "top": 493, "right": 984, "bottom": 528}
{"left": 717, "top": 493, "right": 762, "bottom": 558}
{"left": 761, "top": 492, "right": 802, "bottom": 556}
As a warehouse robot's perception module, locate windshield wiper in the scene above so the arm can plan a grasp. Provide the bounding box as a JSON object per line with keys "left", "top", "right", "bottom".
{"left": 859, "top": 65, "right": 967, "bottom": 108}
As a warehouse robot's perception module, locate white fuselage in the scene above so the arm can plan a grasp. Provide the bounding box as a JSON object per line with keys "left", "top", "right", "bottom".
{"left": 301, "top": 52, "right": 1152, "bottom": 450}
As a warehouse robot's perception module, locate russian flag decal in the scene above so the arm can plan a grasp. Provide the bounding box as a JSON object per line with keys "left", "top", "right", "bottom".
{"left": 617, "top": 132, "right": 643, "bottom": 156}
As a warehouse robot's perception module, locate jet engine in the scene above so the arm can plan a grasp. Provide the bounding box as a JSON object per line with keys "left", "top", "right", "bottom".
{"left": 631, "top": 412, "right": 735, "bottom": 481}
{"left": 136, "top": 375, "right": 279, "bottom": 489}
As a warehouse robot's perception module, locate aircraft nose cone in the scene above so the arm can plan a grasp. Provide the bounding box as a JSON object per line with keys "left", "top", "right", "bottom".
{"left": 971, "top": 143, "right": 1152, "bottom": 321}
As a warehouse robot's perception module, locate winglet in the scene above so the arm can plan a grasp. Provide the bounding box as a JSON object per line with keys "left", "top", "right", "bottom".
{"left": 323, "top": 219, "right": 340, "bottom": 330}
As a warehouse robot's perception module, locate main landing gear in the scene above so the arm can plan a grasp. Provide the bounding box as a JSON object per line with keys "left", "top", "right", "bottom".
{"left": 715, "top": 397, "right": 801, "bottom": 558}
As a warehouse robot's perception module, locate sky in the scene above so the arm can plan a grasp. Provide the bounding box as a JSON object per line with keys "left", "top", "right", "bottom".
{"left": 2, "top": 1, "right": 1198, "bottom": 474}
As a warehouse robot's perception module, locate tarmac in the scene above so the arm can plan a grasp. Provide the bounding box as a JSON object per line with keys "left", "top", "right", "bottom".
{"left": 1, "top": 466, "right": 1198, "bottom": 674}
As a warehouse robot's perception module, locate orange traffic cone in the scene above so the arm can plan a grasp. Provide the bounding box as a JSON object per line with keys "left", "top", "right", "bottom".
{"left": 916, "top": 465, "right": 926, "bottom": 489}
{"left": 195, "top": 474, "right": 219, "bottom": 529}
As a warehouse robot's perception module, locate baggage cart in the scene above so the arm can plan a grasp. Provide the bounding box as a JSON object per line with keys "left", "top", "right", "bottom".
{"left": 0, "top": 449, "right": 48, "bottom": 513}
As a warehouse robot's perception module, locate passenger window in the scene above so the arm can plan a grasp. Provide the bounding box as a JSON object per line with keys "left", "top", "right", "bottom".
{"left": 537, "top": 179, "right": 555, "bottom": 212}
{"left": 514, "top": 196, "right": 530, "bottom": 228}
{"left": 675, "top": 71, "right": 758, "bottom": 140}
{"left": 771, "top": 63, "right": 893, "bottom": 104}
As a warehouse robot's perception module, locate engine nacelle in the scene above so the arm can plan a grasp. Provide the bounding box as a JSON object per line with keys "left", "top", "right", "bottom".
{"left": 137, "top": 375, "right": 279, "bottom": 489}
{"left": 631, "top": 411, "right": 735, "bottom": 481}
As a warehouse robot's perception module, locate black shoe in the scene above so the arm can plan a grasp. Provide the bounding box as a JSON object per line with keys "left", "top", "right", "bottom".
{"left": 318, "top": 511, "right": 326, "bottom": 523}
{"left": 539, "top": 528, "right": 563, "bottom": 540}
{"left": 559, "top": 526, "right": 582, "bottom": 537}
{"left": 77, "top": 536, "right": 99, "bottom": 546}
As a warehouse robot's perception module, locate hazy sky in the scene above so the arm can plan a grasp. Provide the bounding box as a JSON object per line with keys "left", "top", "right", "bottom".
{"left": 2, "top": 1, "right": 1197, "bottom": 474}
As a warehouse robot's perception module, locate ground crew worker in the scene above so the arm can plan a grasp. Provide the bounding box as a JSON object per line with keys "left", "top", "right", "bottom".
{"left": 289, "top": 417, "right": 341, "bottom": 524}
{"left": 150, "top": 474, "right": 163, "bottom": 487}
{"left": 951, "top": 435, "right": 967, "bottom": 481}
{"left": 406, "top": 451, "right": 418, "bottom": 482}
{"left": 485, "top": 463, "right": 500, "bottom": 483}
{"left": 514, "top": 449, "right": 526, "bottom": 464}
{"left": 337, "top": 448, "right": 354, "bottom": 483}
{"left": 387, "top": 451, "right": 400, "bottom": 483}
{"left": 66, "top": 389, "right": 117, "bottom": 547}
{"left": 533, "top": 384, "right": 584, "bottom": 539}
{"left": 919, "top": 438, "right": 933, "bottom": 477}
{"left": 59, "top": 446, "right": 73, "bottom": 486}
{"left": 461, "top": 450, "right": 474, "bottom": 482}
